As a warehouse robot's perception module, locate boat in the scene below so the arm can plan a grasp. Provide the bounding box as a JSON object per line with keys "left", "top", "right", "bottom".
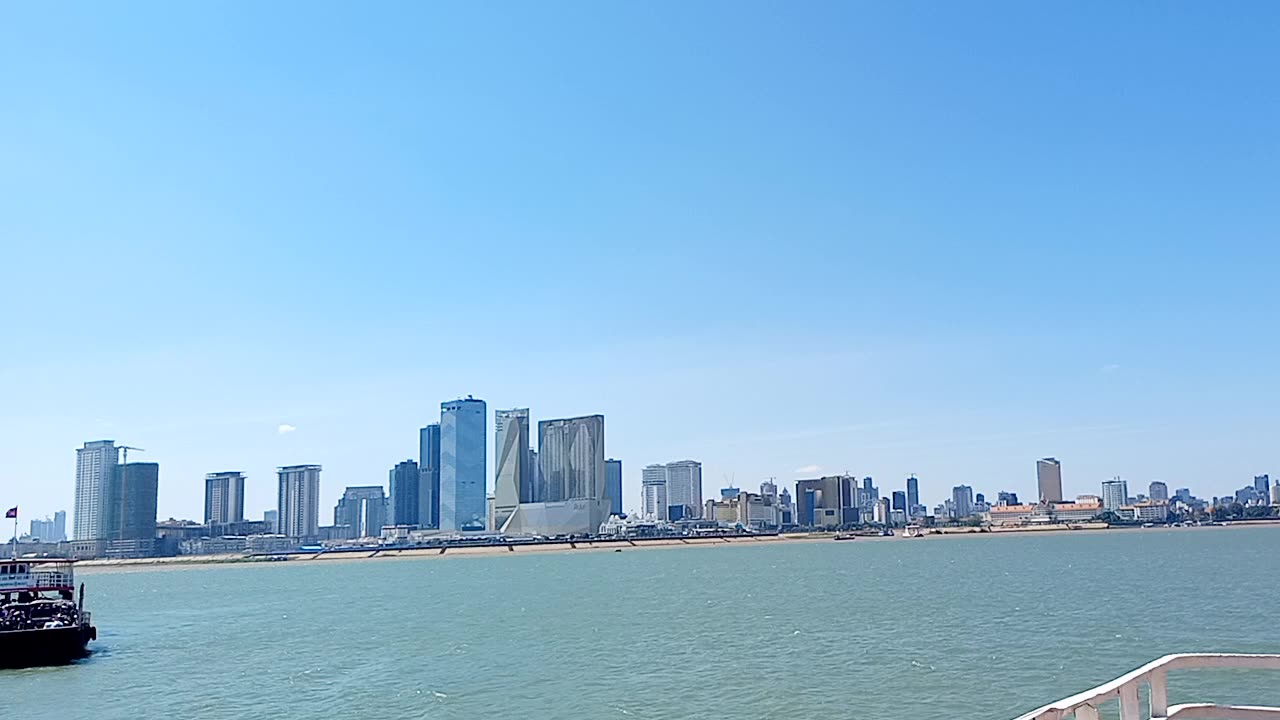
{"left": 903, "top": 525, "right": 926, "bottom": 538}
{"left": 0, "top": 558, "right": 97, "bottom": 668}
{"left": 1014, "top": 653, "right": 1280, "bottom": 720}
{"left": 833, "top": 533, "right": 857, "bottom": 541}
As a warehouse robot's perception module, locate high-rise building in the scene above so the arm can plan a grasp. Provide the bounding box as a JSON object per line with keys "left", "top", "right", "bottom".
{"left": 277, "top": 465, "right": 322, "bottom": 540}
{"left": 951, "top": 485, "right": 974, "bottom": 519}
{"left": 498, "top": 414, "right": 608, "bottom": 535}
{"left": 761, "top": 479, "right": 778, "bottom": 500}
{"left": 74, "top": 440, "right": 118, "bottom": 541}
{"left": 797, "top": 476, "right": 858, "bottom": 528}
{"left": 891, "top": 490, "right": 907, "bottom": 513}
{"left": 440, "top": 398, "right": 487, "bottom": 532}
{"left": 334, "top": 486, "right": 388, "bottom": 538}
{"left": 30, "top": 511, "right": 68, "bottom": 543}
{"left": 1148, "top": 481, "right": 1170, "bottom": 502}
{"left": 906, "top": 476, "right": 919, "bottom": 511}
{"left": 1254, "top": 475, "right": 1270, "bottom": 496}
{"left": 419, "top": 424, "right": 441, "bottom": 529}
{"left": 390, "top": 460, "right": 420, "bottom": 526}
{"left": 1037, "top": 458, "right": 1063, "bottom": 503}
{"left": 664, "top": 460, "right": 703, "bottom": 519}
{"left": 1101, "top": 478, "right": 1128, "bottom": 511}
{"left": 605, "top": 459, "right": 623, "bottom": 517}
{"left": 494, "top": 408, "right": 530, "bottom": 527}
{"left": 641, "top": 465, "right": 668, "bottom": 520}
{"left": 538, "top": 415, "right": 606, "bottom": 503}
{"left": 204, "top": 471, "right": 246, "bottom": 525}
{"left": 108, "top": 462, "right": 159, "bottom": 541}
{"left": 1272, "top": 480, "right": 1280, "bottom": 506}
{"left": 997, "top": 491, "right": 1020, "bottom": 506}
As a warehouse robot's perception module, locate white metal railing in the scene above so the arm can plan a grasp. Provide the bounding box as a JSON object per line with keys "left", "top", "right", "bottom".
{"left": 1014, "top": 654, "right": 1280, "bottom": 720}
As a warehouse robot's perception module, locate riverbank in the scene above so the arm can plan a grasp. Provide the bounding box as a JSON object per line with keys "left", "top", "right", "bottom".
{"left": 73, "top": 520, "right": 1280, "bottom": 573}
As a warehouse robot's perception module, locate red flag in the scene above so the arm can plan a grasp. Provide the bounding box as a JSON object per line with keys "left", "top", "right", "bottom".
{"left": 4, "top": 507, "right": 16, "bottom": 519}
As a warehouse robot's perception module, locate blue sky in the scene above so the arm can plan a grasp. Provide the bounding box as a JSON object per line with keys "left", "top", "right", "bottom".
{"left": 1, "top": 1, "right": 1277, "bottom": 523}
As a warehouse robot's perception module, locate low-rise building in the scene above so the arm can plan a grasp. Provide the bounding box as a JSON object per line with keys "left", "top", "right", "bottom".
{"left": 1122, "top": 501, "right": 1170, "bottom": 523}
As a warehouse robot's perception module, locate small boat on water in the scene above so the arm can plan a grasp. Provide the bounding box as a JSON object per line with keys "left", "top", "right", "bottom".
{"left": 0, "top": 558, "right": 97, "bottom": 668}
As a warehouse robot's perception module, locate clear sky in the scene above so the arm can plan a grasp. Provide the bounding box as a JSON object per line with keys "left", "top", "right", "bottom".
{"left": 2, "top": 1, "right": 1277, "bottom": 524}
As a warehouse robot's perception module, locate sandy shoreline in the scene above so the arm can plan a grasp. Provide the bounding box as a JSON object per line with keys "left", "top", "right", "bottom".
{"left": 72, "top": 520, "right": 1280, "bottom": 574}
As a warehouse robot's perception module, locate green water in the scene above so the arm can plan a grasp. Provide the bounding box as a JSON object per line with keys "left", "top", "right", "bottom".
{"left": 4, "top": 527, "right": 1279, "bottom": 719}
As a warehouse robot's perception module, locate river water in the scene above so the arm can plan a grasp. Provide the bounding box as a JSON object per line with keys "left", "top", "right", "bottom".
{"left": 4, "top": 527, "right": 1280, "bottom": 720}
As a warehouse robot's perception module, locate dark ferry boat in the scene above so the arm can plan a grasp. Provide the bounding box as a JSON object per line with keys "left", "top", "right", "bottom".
{"left": 0, "top": 558, "right": 96, "bottom": 667}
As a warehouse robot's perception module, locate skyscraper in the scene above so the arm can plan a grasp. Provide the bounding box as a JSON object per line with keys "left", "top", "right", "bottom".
{"left": 892, "top": 490, "right": 907, "bottom": 513}
{"left": 1101, "top": 478, "right": 1128, "bottom": 511}
{"left": 538, "top": 415, "right": 606, "bottom": 502}
{"left": 641, "top": 465, "right": 668, "bottom": 520}
{"left": 440, "top": 398, "right": 487, "bottom": 532}
{"left": 74, "top": 440, "right": 117, "bottom": 541}
{"left": 1148, "top": 481, "right": 1169, "bottom": 502}
{"left": 494, "top": 408, "right": 530, "bottom": 528}
{"left": 1254, "top": 475, "right": 1270, "bottom": 496}
{"left": 277, "top": 465, "right": 322, "bottom": 540}
{"left": 606, "top": 459, "right": 623, "bottom": 517}
{"left": 390, "top": 460, "right": 420, "bottom": 526}
{"left": 1037, "top": 458, "right": 1063, "bottom": 503}
{"left": 664, "top": 460, "right": 703, "bottom": 519}
{"left": 334, "top": 486, "right": 388, "bottom": 538}
{"left": 419, "top": 424, "right": 441, "bottom": 529}
{"left": 204, "top": 471, "right": 246, "bottom": 525}
{"left": 906, "top": 475, "right": 919, "bottom": 512}
{"left": 951, "top": 485, "right": 974, "bottom": 519}
{"left": 108, "top": 462, "right": 159, "bottom": 541}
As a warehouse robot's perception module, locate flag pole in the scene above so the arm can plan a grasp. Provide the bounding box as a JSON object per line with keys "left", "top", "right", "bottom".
{"left": 10, "top": 509, "right": 16, "bottom": 560}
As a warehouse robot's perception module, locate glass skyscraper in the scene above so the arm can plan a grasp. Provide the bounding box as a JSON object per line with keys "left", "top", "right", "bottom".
{"left": 605, "top": 458, "right": 623, "bottom": 517}
{"left": 440, "top": 398, "right": 486, "bottom": 532}
{"left": 419, "top": 424, "right": 441, "bottom": 529}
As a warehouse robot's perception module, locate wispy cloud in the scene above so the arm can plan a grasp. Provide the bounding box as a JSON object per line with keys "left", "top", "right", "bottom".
{"left": 277, "top": 423, "right": 297, "bottom": 435}
{"left": 1100, "top": 363, "right": 1121, "bottom": 373}
{"left": 794, "top": 464, "right": 822, "bottom": 474}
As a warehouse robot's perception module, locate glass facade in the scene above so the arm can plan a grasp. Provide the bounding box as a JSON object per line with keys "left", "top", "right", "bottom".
{"left": 419, "top": 424, "right": 441, "bottom": 529}
{"left": 440, "top": 398, "right": 486, "bottom": 532}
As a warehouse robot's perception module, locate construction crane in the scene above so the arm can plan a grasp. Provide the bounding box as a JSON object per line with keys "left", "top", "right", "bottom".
{"left": 115, "top": 446, "right": 145, "bottom": 541}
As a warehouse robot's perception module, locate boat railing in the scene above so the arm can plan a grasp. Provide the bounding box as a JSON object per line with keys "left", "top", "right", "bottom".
{"left": 1014, "top": 653, "right": 1280, "bottom": 720}
{"left": 30, "top": 571, "right": 73, "bottom": 588}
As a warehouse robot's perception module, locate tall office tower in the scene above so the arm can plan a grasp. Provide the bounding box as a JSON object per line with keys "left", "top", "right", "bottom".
{"left": 108, "top": 462, "right": 159, "bottom": 541}
{"left": 1254, "top": 475, "right": 1270, "bottom": 496}
{"left": 538, "top": 415, "right": 606, "bottom": 502}
{"left": 494, "top": 408, "right": 530, "bottom": 528}
{"left": 419, "top": 424, "right": 441, "bottom": 529}
{"left": 74, "top": 440, "right": 118, "bottom": 541}
{"left": 1101, "top": 478, "right": 1128, "bottom": 511}
{"left": 1037, "top": 458, "right": 1064, "bottom": 503}
{"left": 892, "top": 490, "right": 907, "bottom": 514}
{"left": 334, "top": 486, "right": 389, "bottom": 538}
{"left": 664, "top": 460, "right": 703, "bottom": 519}
{"left": 204, "top": 471, "right": 246, "bottom": 525}
{"left": 440, "top": 398, "right": 487, "bottom": 532}
{"left": 951, "top": 485, "right": 974, "bottom": 519}
{"left": 52, "top": 510, "right": 67, "bottom": 542}
{"left": 390, "top": 460, "right": 420, "bottom": 526}
{"left": 1148, "top": 481, "right": 1170, "bottom": 502}
{"left": 642, "top": 465, "right": 668, "bottom": 520}
{"left": 277, "top": 465, "right": 322, "bottom": 540}
{"left": 906, "top": 475, "right": 919, "bottom": 512}
{"left": 264, "top": 509, "right": 279, "bottom": 531}
{"left": 605, "top": 459, "right": 623, "bottom": 517}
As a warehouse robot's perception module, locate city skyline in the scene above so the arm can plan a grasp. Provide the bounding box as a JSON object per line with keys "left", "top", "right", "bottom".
{"left": 43, "top": 429, "right": 1280, "bottom": 534}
